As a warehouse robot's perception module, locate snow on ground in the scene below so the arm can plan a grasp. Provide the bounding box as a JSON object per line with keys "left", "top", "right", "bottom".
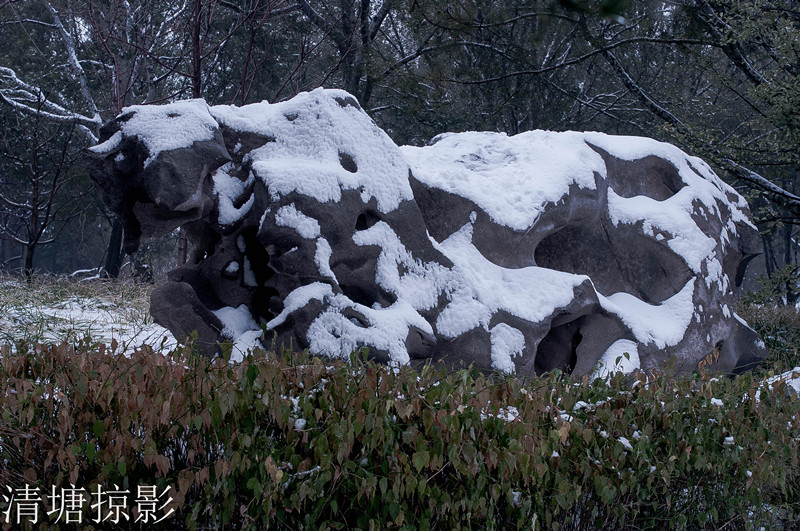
{"left": 213, "top": 304, "right": 263, "bottom": 362}
{"left": 33, "top": 297, "right": 175, "bottom": 352}
{"left": 755, "top": 366, "right": 800, "bottom": 401}
{"left": 0, "top": 277, "right": 176, "bottom": 355}
{"left": 3, "top": 275, "right": 800, "bottom": 401}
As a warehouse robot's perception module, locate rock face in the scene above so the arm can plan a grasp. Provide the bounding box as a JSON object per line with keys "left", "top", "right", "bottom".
{"left": 86, "top": 88, "right": 767, "bottom": 376}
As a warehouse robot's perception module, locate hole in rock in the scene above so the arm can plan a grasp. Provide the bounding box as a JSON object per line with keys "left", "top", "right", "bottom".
{"left": 240, "top": 228, "right": 272, "bottom": 287}
{"left": 249, "top": 285, "right": 278, "bottom": 321}
{"left": 236, "top": 233, "right": 281, "bottom": 321}
{"left": 339, "top": 152, "right": 358, "bottom": 173}
{"left": 355, "top": 209, "right": 380, "bottom": 232}
{"left": 339, "top": 278, "right": 396, "bottom": 308}
{"left": 333, "top": 252, "right": 398, "bottom": 309}
{"left": 731, "top": 249, "right": 758, "bottom": 288}
{"left": 265, "top": 287, "right": 284, "bottom": 318}
{"left": 535, "top": 319, "right": 581, "bottom": 375}
{"left": 116, "top": 111, "right": 135, "bottom": 124}
{"left": 534, "top": 222, "right": 691, "bottom": 304}
{"left": 221, "top": 260, "right": 239, "bottom": 280}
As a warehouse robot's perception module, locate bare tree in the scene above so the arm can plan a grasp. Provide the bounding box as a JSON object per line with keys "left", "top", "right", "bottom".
{"left": 0, "top": 104, "right": 90, "bottom": 281}
{"left": 1, "top": 0, "right": 207, "bottom": 273}
{"left": 295, "top": 0, "right": 394, "bottom": 105}
{"left": 0, "top": 0, "right": 102, "bottom": 141}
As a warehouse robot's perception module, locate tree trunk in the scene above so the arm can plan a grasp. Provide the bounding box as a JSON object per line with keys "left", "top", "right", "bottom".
{"left": 104, "top": 218, "right": 124, "bottom": 278}
{"left": 762, "top": 233, "right": 776, "bottom": 279}
{"left": 784, "top": 222, "right": 797, "bottom": 306}
{"left": 23, "top": 242, "right": 35, "bottom": 283}
{"left": 192, "top": 0, "right": 203, "bottom": 99}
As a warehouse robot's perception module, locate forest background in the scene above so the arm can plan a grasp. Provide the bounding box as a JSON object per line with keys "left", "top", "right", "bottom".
{"left": 2, "top": 3, "right": 800, "bottom": 527}
{"left": 1, "top": 0, "right": 798, "bottom": 303}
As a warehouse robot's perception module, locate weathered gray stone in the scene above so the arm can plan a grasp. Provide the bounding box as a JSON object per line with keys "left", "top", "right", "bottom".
{"left": 86, "top": 88, "right": 768, "bottom": 376}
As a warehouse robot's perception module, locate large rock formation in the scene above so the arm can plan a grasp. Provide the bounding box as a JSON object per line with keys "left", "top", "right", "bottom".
{"left": 86, "top": 88, "right": 767, "bottom": 376}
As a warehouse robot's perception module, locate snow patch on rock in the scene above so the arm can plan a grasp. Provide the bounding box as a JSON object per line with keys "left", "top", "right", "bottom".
{"left": 90, "top": 99, "right": 218, "bottom": 167}
{"left": 592, "top": 339, "right": 640, "bottom": 379}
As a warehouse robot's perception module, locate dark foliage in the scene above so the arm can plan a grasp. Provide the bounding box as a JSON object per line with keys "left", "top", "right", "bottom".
{"left": 1, "top": 338, "right": 799, "bottom": 530}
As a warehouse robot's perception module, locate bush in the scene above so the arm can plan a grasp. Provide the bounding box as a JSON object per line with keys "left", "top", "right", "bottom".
{"left": 739, "top": 264, "right": 800, "bottom": 373}
{"left": 737, "top": 302, "right": 800, "bottom": 373}
{"left": 1, "top": 341, "right": 799, "bottom": 530}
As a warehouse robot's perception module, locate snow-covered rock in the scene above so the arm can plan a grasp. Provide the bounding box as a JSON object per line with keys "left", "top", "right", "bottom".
{"left": 86, "top": 88, "right": 767, "bottom": 376}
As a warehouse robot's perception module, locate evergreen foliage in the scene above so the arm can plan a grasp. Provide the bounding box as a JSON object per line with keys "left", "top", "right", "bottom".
{"left": 1, "top": 339, "right": 799, "bottom": 530}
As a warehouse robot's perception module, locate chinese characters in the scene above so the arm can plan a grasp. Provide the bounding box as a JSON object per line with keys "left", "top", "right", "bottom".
{"left": 2, "top": 484, "right": 174, "bottom": 525}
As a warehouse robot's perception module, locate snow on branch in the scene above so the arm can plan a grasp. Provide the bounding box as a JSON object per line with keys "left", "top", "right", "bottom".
{"left": 0, "top": 0, "right": 102, "bottom": 143}
{"left": 724, "top": 160, "right": 800, "bottom": 213}
{"left": 43, "top": 1, "right": 100, "bottom": 122}
{"left": 368, "top": 0, "right": 392, "bottom": 42}
{"left": 0, "top": 67, "right": 100, "bottom": 143}
{"left": 0, "top": 189, "right": 31, "bottom": 211}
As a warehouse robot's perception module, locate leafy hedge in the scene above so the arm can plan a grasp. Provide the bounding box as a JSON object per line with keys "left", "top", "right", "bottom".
{"left": 738, "top": 302, "right": 800, "bottom": 372}
{"left": 1, "top": 340, "right": 800, "bottom": 530}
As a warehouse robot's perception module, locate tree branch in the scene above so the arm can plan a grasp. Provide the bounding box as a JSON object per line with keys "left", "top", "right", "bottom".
{"left": 694, "top": 0, "right": 769, "bottom": 86}
{"left": 447, "top": 36, "right": 713, "bottom": 85}
{"left": 599, "top": 48, "right": 690, "bottom": 134}
{"left": 724, "top": 160, "right": 800, "bottom": 213}
{"left": 368, "top": 0, "right": 392, "bottom": 42}
{"left": 296, "top": 0, "right": 345, "bottom": 44}
{"left": 43, "top": 0, "right": 102, "bottom": 124}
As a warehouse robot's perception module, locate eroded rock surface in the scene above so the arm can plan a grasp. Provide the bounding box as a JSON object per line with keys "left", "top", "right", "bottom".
{"left": 87, "top": 88, "right": 767, "bottom": 376}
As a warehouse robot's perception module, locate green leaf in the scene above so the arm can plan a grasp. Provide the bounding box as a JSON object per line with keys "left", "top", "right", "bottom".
{"left": 389, "top": 502, "right": 400, "bottom": 520}
{"left": 246, "top": 363, "right": 259, "bottom": 386}
{"left": 86, "top": 442, "right": 96, "bottom": 462}
{"left": 412, "top": 451, "right": 429, "bottom": 472}
{"left": 247, "top": 477, "right": 262, "bottom": 497}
